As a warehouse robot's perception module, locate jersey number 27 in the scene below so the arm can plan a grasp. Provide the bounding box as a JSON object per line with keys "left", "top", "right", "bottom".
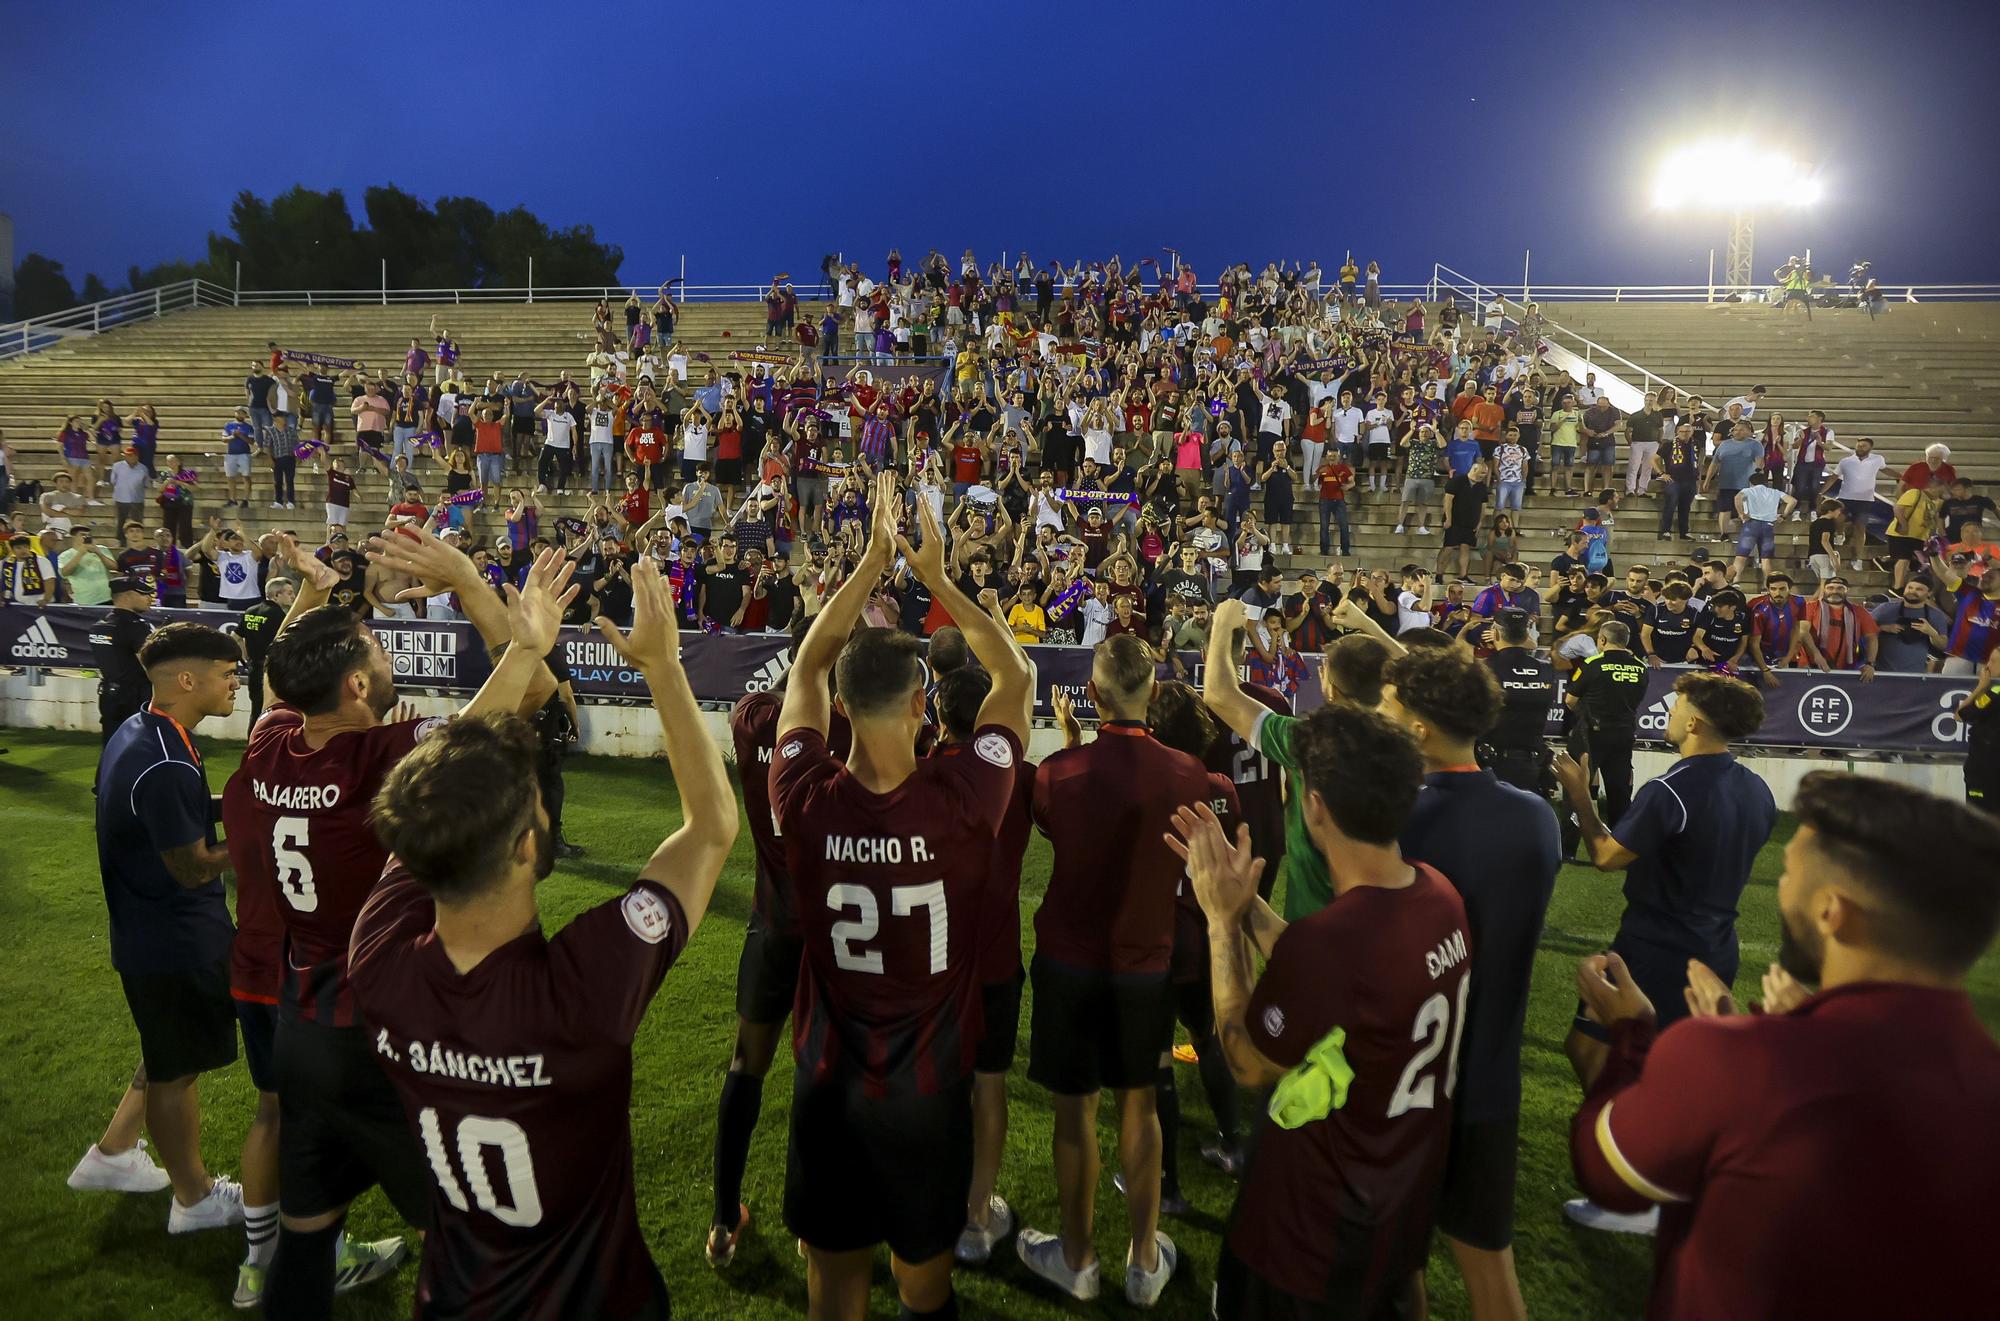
{"left": 827, "top": 882, "right": 947, "bottom": 975}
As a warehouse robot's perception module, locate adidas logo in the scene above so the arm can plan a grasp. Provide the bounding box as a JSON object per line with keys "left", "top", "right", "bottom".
{"left": 10, "top": 616, "right": 71, "bottom": 662}
{"left": 744, "top": 653, "right": 792, "bottom": 693}
{"left": 1636, "top": 691, "right": 1680, "bottom": 733}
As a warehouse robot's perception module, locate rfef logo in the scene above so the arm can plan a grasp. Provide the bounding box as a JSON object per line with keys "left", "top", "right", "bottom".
{"left": 1795, "top": 684, "right": 1854, "bottom": 738}
{"left": 10, "top": 617, "right": 70, "bottom": 662}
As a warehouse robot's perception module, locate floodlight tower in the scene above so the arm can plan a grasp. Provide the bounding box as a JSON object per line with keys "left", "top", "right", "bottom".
{"left": 1724, "top": 210, "right": 1756, "bottom": 292}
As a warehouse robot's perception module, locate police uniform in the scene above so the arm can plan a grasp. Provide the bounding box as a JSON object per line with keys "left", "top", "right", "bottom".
{"left": 1479, "top": 647, "right": 1557, "bottom": 794}
{"left": 1964, "top": 677, "right": 2000, "bottom": 816}
{"left": 90, "top": 605, "right": 154, "bottom": 743}
{"left": 237, "top": 597, "right": 285, "bottom": 727}
{"left": 1567, "top": 647, "right": 1650, "bottom": 824}
{"left": 531, "top": 645, "right": 577, "bottom": 848}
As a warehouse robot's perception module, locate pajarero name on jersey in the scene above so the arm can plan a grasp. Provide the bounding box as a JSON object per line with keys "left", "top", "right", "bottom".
{"left": 376, "top": 1029, "right": 554, "bottom": 1088}
{"left": 251, "top": 778, "right": 343, "bottom": 810}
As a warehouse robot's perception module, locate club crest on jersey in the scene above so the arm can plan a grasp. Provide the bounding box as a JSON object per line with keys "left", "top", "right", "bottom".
{"left": 974, "top": 732, "right": 1014, "bottom": 767}
{"left": 1262, "top": 1005, "right": 1285, "bottom": 1037}
{"left": 413, "top": 716, "right": 450, "bottom": 742}
{"left": 622, "top": 888, "right": 674, "bottom": 944}
{"left": 781, "top": 740, "right": 803, "bottom": 760}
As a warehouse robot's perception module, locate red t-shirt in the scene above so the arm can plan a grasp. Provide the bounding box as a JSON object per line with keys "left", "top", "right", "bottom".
{"left": 1572, "top": 984, "right": 2000, "bottom": 1319}
{"left": 1899, "top": 460, "right": 1955, "bottom": 493}
{"left": 770, "top": 723, "right": 1022, "bottom": 1097}
{"left": 1317, "top": 462, "right": 1354, "bottom": 501}
{"left": 1469, "top": 401, "right": 1507, "bottom": 443}
{"left": 348, "top": 866, "right": 689, "bottom": 1321}
{"left": 619, "top": 489, "right": 650, "bottom": 526}
{"left": 1030, "top": 723, "right": 1223, "bottom": 974}
{"left": 627, "top": 430, "right": 663, "bottom": 465}
{"left": 952, "top": 443, "right": 983, "bottom": 485}
{"left": 474, "top": 420, "right": 506, "bottom": 455}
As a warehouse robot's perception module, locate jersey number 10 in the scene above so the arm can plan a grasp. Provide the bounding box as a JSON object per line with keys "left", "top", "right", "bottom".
{"left": 419, "top": 1108, "right": 544, "bottom": 1228}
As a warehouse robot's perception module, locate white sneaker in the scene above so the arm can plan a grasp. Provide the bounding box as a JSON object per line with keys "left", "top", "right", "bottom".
{"left": 67, "top": 1141, "right": 171, "bottom": 1194}
{"left": 1850, "top": 559, "right": 1863, "bottom": 571}
{"left": 270, "top": 502, "right": 284, "bottom": 509}
{"left": 1417, "top": 525, "right": 1431, "bottom": 536}
{"left": 1017, "top": 1227, "right": 1099, "bottom": 1300}
{"left": 168, "top": 1174, "right": 245, "bottom": 1234}
{"left": 1125, "top": 1231, "right": 1179, "bottom": 1308}
{"left": 1394, "top": 523, "right": 1407, "bottom": 534}
{"left": 1561, "top": 1198, "right": 1659, "bottom": 1236}
{"left": 955, "top": 1195, "right": 1014, "bottom": 1265}
{"left": 87, "top": 499, "right": 106, "bottom": 506}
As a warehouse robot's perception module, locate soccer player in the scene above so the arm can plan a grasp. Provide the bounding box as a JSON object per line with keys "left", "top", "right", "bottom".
{"left": 771, "top": 476, "right": 1031, "bottom": 1321}
{"left": 85, "top": 623, "right": 246, "bottom": 1236}
{"left": 1570, "top": 772, "right": 2000, "bottom": 1317}
{"left": 1168, "top": 704, "right": 1472, "bottom": 1320}
{"left": 931, "top": 663, "right": 1037, "bottom": 1266}
{"left": 225, "top": 527, "right": 571, "bottom": 1318}
{"left": 705, "top": 653, "right": 852, "bottom": 1268}
{"left": 1380, "top": 647, "right": 1562, "bottom": 1320}
{"left": 1553, "top": 670, "right": 1775, "bottom": 1236}
{"left": 1015, "top": 633, "right": 1226, "bottom": 1307}
{"left": 1200, "top": 626, "right": 1289, "bottom": 906}
{"left": 1200, "top": 597, "right": 1391, "bottom": 919}
{"left": 349, "top": 557, "right": 737, "bottom": 1319}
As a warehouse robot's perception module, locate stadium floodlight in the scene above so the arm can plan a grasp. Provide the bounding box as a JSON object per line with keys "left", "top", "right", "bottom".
{"left": 1651, "top": 138, "right": 1824, "bottom": 293}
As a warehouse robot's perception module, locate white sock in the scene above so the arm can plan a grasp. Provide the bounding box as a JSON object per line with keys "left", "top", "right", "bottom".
{"left": 244, "top": 1203, "right": 279, "bottom": 1268}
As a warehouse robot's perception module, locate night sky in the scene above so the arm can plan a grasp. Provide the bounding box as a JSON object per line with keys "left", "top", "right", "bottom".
{"left": 4, "top": 0, "right": 1994, "bottom": 292}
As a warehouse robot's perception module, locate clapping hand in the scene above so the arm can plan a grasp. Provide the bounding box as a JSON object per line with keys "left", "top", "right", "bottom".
{"left": 366, "top": 520, "right": 479, "bottom": 601}
{"left": 275, "top": 532, "right": 340, "bottom": 592}
{"left": 1164, "top": 799, "right": 1265, "bottom": 925}
{"left": 504, "top": 548, "right": 578, "bottom": 657}
{"left": 1760, "top": 963, "right": 1811, "bottom": 1014}
{"left": 1683, "top": 960, "right": 1739, "bottom": 1018}
{"left": 1051, "top": 687, "right": 1083, "bottom": 747}
{"left": 896, "top": 484, "right": 950, "bottom": 586}
{"left": 595, "top": 556, "right": 680, "bottom": 672}
{"left": 1575, "top": 951, "right": 1656, "bottom": 1028}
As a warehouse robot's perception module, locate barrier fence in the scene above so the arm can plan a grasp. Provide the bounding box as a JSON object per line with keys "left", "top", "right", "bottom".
{"left": 1, "top": 605, "right": 1976, "bottom": 757}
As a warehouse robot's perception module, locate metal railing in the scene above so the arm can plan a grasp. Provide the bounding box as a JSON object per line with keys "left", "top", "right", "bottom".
{"left": 0, "top": 279, "right": 237, "bottom": 362}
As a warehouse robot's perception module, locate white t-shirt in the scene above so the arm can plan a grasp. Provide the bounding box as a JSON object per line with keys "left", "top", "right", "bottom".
{"left": 1396, "top": 590, "right": 1431, "bottom": 634}
{"left": 1331, "top": 406, "right": 1364, "bottom": 445}
{"left": 1834, "top": 452, "right": 1885, "bottom": 500}
{"left": 1259, "top": 397, "right": 1293, "bottom": 436}
{"left": 542, "top": 410, "right": 575, "bottom": 450}
{"left": 588, "top": 408, "right": 616, "bottom": 447}
{"left": 216, "top": 549, "right": 259, "bottom": 602}
{"left": 1727, "top": 395, "right": 1760, "bottom": 418}
{"left": 1364, "top": 408, "right": 1394, "bottom": 447}
{"left": 681, "top": 422, "right": 710, "bottom": 462}
{"left": 1079, "top": 597, "right": 1112, "bottom": 646}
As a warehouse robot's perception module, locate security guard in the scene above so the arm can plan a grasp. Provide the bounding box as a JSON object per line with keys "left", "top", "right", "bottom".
{"left": 1479, "top": 606, "right": 1558, "bottom": 794}
{"left": 235, "top": 577, "right": 295, "bottom": 728}
{"left": 91, "top": 574, "right": 157, "bottom": 742}
{"left": 1564, "top": 618, "right": 1650, "bottom": 825}
{"left": 1956, "top": 655, "right": 2000, "bottom": 816}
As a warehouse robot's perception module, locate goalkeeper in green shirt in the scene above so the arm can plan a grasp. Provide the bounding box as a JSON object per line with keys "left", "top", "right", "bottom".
{"left": 1202, "top": 596, "right": 1400, "bottom": 918}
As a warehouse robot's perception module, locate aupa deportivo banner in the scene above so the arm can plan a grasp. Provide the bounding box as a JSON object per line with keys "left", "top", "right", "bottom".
{"left": 0, "top": 605, "right": 1976, "bottom": 754}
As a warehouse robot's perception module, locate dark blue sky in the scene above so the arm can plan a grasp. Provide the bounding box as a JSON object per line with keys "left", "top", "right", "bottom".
{"left": 4, "top": 0, "right": 1994, "bottom": 292}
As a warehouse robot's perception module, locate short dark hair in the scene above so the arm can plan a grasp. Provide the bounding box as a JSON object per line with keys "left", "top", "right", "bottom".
{"left": 1324, "top": 634, "right": 1389, "bottom": 707}
{"left": 1793, "top": 771, "right": 2000, "bottom": 974}
{"left": 1091, "top": 633, "right": 1155, "bottom": 705}
{"left": 1495, "top": 609, "right": 1533, "bottom": 646}
{"left": 1385, "top": 646, "right": 1501, "bottom": 743}
{"left": 928, "top": 626, "right": 970, "bottom": 676}
{"left": 1291, "top": 705, "right": 1424, "bottom": 845}
{"left": 1395, "top": 626, "right": 1458, "bottom": 652}
{"left": 371, "top": 715, "right": 539, "bottom": 902}
{"left": 933, "top": 665, "right": 992, "bottom": 742}
{"left": 266, "top": 605, "right": 375, "bottom": 715}
{"left": 138, "top": 621, "right": 240, "bottom": 672}
{"left": 1147, "top": 680, "right": 1218, "bottom": 758}
{"left": 1674, "top": 671, "right": 1764, "bottom": 741}
{"left": 835, "top": 627, "right": 924, "bottom": 717}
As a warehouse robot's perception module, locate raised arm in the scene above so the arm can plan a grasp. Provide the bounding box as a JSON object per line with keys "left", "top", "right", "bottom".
{"left": 596, "top": 558, "right": 736, "bottom": 931}
{"left": 778, "top": 471, "right": 900, "bottom": 740}
{"left": 1201, "top": 599, "right": 1270, "bottom": 741}
{"left": 897, "top": 497, "right": 1032, "bottom": 743}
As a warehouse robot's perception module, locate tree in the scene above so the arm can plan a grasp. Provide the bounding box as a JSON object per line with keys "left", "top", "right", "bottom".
{"left": 80, "top": 274, "right": 113, "bottom": 304}
{"left": 12, "top": 253, "right": 77, "bottom": 319}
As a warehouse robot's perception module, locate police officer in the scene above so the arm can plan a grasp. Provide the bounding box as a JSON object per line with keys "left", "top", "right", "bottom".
{"left": 1478, "top": 606, "right": 1558, "bottom": 794}
{"left": 91, "top": 574, "right": 157, "bottom": 742}
{"left": 236, "top": 577, "right": 294, "bottom": 728}
{"left": 1564, "top": 618, "right": 1650, "bottom": 825}
{"left": 1955, "top": 651, "right": 2000, "bottom": 816}
{"left": 531, "top": 645, "right": 585, "bottom": 858}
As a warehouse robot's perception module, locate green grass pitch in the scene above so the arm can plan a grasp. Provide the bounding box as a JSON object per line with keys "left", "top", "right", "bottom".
{"left": 1, "top": 729, "right": 1992, "bottom": 1319}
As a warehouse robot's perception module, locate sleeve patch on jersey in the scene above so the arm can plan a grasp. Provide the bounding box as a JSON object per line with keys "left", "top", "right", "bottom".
{"left": 780, "top": 740, "right": 803, "bottom": 760}
{"left": 413, "top": 716, "right": 450, "bottom": 742}
{"left": 1595, "top": 1101, "right": 1690, "bottom": 1204}
{"left": 1262, "top": 1005, "right": 1286, "bottom": 1037}
{"left": 974, "top": 732, "right": 1015, "bottom": 768}
{"left": 621, "top": 887, "right": 675, "bottom": 945}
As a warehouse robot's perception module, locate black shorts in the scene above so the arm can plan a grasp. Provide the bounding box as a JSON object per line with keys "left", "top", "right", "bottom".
{"left": 975, "top": 970, "right": 1024, "bottom": 1075}
{"left": 1435, "top": 1113, "right": 1520, "bottom": 1250}
{"left": 1886, "top": 535, "right": 1922, "bottom": 565}
{"left": 1215, "top": 1240, "right": 1418, "bottom": 1320}
{"left": 235, "top": 998, "right": 278, "bottom": 1093}
{"left": 784, "top": 1071, "right": 972, "bottom": 1263}
{"left": 1443, "top": 525, "right": 1478, "bottom": 549}
{"left": 511, "top": 413, "right": 536, "bottom": 435}
{"left": 274, "top": 1017, "right": 431, "bottom": 1225}
{"left": 120, "top": 959, "right": 237, "bottom": 1083}
{"left": 1026, "top": 955, "right": 1172, "bottom": 1095}
{"left": 1573, "top": 930, "right": 1735, "bottom": 1042}
{"left": 713, "top": 458, "right": 743, "bottom": 486}
{"left": 734, "top": 910, "right": 804, "bottom": 1026}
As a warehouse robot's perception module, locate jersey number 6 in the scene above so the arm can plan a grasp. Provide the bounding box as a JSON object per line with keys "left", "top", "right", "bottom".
{"left": 272, "top": 815, "right": 318, "bottom": 913}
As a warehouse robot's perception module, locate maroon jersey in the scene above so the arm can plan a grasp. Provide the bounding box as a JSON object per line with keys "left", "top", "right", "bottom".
{"left": 348, "top": 866, "right": 690, "bottom": 1321}
{"left": 771, "top": 723, "right": 1020, "bottom": 1098}
{"left": 1204, "top": 681, "right": 1289, "bottom": 871}
{"left": 1229, "top": 864, "right": 1471, "bottom": 1307}
{"left": 1171, "top": 774, "right": 1242, "bottom": 985}
{"left": 730, "top": 692, "right": 849, "bottom": 935}
{"left": 934, "top": 743, "right": 1036, "bottom": 984}
{"left": 1031, "top": 722, "right": 1219, "bottom": 975}
{"left": 1573, "top": 984, "right": 2000, "bottom": 1320}
{"left": 223, "top": 706, "right": 438, "bottom": 1024}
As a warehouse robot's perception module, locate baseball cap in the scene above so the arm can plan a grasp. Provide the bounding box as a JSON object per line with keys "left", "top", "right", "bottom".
{"left": 108, "top": 574, "right": 151, "bottom": 596}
